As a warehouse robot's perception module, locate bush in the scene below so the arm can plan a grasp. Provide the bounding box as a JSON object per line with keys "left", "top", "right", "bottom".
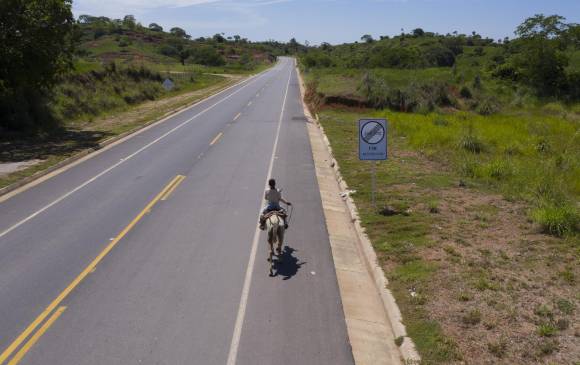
{"left": 459, "top": 86, "right": 472, "bottom": 99}
{"left": 475, "top": 97, "right": 501, "bottom": 115}
{"left": 483, "top": 159, "right": 512, "bottom": 180}
{"left": 302, "top": 52, "right": 333, "bottom": 68}
{"left": 190, "top": 46, "right": 225, "bottom": 66}
{"left": 458, "top": 130, "right": 485, "bottom": 154}
{"left": 532, "top": 204, "right": 578, "bottom": 237}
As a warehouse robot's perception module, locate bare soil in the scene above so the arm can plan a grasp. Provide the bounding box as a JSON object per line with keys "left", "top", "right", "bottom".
{"left": 389, "top": 149, "right": 579, "bottom": 364}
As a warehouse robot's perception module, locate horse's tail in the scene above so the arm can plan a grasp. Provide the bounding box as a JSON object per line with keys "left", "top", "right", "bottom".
{"left": 267, "top": 215, "right": 283, "bottom": 244}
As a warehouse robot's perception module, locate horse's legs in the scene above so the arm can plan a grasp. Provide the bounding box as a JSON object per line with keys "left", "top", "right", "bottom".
{"left": 268, "top": 237, "right": 275, "bottom": 276}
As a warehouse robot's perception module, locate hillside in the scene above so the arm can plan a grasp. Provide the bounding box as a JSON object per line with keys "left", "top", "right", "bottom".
{"left": 74, "top": 16, "right": 282, "bottom": 74}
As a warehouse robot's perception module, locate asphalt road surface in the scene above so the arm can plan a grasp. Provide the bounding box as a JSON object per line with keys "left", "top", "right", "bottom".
{"left": 0, "top": 58, "right": 354, "bottom": 365}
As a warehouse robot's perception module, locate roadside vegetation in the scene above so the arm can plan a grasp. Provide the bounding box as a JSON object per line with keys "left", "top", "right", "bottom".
{"left": 0, "top": 0, "right": 297, "bottom": 189}
{"left": 302, "top": 14, "right": 579, "bottom": 365}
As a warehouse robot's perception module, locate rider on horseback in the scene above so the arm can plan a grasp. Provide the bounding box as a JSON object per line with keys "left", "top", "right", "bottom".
{"left": 259, "top": 178, "right": 291, "bottom": 230}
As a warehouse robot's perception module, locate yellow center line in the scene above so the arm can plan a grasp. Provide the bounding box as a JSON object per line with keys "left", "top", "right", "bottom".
{"left": 233, "top": 112, "right": 241, "bottom": 121}
{"left": 0, "top": 176, "right": 182, "bottom": 365}
{"left": 209, "top": 132, "right": 223, "bottom": 146}
{"left": 160, "top": 175, "right": 185, "bottom": 201}
{"left": 7, "top": 307, "right": 67, "bottom": 365}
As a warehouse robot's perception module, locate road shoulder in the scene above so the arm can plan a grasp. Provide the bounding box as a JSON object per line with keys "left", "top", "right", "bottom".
{"left": 297, "top": 66, "right": 420, "bottom": 365}
{"left": 0, "top": 71, "right": 263, "bottom": 203}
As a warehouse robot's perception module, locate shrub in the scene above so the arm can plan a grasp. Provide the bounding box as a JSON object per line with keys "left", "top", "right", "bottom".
{"left": 556, "top": 299, "right": 575, "bottom": 315}
{"left": 541, "top": 102, "right": 566, "bottom": 115}
{"left": 487, "top": 338, "right": 507, "bottom": 358}
{"left": 462, "top": 309, "right": 482, "bottom": 325}
{"left": 458, "top": 133, "right": 485, "bottom": 154}
{"left": 538, "top": 339, "right": 559, "bottom": 355}
{"left": 537, "top": 323, "right": 557, "bottom": 337}
{"left": 459, "top": 86, "right": 472, "bottom": 99}
{"left": 432, "top": 118, "right": 449, "bottom": 127}
{"left": 532, "top": 204, "right": 578, "bottom": 236}
{"left": 475, "top": 97, "right": 501, "bottom": 115}
{"left": 484, "top": 159, "right": 512, "bottom": 180}
{"left": 190, "top": 46, "right": 225, "bottom": 66}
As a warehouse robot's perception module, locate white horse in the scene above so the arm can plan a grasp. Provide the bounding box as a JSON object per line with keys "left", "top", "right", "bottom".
{"left": 265, "top": 213, "right": 285, "bottom": 276}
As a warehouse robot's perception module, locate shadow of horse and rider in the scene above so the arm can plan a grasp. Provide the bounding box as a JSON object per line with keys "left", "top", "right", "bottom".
{"left": 270, "top": 246, "right": 305, "bottom": 280}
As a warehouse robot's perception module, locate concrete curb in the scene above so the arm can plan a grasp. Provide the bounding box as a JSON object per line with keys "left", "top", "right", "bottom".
{"left": 0, "top": 72, "right": 259, "bottom": 202}
{"left": 297, "top": 67, "right": 421, "bottom": 364}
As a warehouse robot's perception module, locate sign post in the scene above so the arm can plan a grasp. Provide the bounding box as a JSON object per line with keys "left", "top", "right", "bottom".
{"left": 358, "top": 118, "right": 388, "bottom": 209}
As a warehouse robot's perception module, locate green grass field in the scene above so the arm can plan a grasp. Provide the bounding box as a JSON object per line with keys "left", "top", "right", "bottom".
{"left": 317, "top": 107, "right": 579, "bottom": 363}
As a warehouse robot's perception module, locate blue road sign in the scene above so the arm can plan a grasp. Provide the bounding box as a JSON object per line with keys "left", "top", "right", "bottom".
{"left": 359, "top": 119, "right": 387, "bottom": 160}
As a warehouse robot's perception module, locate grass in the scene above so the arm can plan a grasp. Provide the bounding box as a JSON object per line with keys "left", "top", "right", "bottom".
{"left": 316, "top": 106, "right": 579, "bottom": 363}
{"left": 320, "top": 107, "right": 579, "bottom": 237}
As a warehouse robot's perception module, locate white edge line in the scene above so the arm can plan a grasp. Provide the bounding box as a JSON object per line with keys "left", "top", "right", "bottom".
{"left": 226, "top": 60, "right": 293, "bottom": 365}
{"left": 0, "top": 67, "right": 274, "bottom": 240}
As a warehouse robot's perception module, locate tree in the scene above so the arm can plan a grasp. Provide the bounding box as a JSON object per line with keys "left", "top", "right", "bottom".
{"left": 233, "top": 35, "right": 241, "bottom": 43}
{"left": 123, "top": 15, "right": 136, "bottom": 30}
{"left": 170, "top": 27, "right": 189, "bottom": 39}
{"left": 213, "top": 33, "right": 225, "bottom": 43}
{"left": 412, "top": 28, "right": 425, "bottom": 37}
{"left": 148, "top": 23, "right": 163, "bottom": 32}
{"left": 0, "top": 0, "right": 75, "bottom": 131}
{"left": 190, "top": 46, "right": 225, "bottom": 66}
{"left": 289, "top": 38, "right": 299, "bottom": 53}
{"left": 178, "top": 49, "right": 190, "bottom": 66}
{"left": 361, "top": 34, "right": 374, "bottom": 43}
{"left": 515, "top": 14, "right": 568, "bottom": 39}
{"left": 320, "top": 42, "right": 332, "bottom": 51}
{"left": 511, "top": 14, "right": 571, "bottom": 96}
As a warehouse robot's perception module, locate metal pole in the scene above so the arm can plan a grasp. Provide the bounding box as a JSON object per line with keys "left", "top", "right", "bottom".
{"left": 371, "top": 161, "right": 376, "bottom": 209}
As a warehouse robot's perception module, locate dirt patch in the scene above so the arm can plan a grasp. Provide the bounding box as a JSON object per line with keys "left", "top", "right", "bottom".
{"left": 385, "top": 149, "right": 579, "bottom": 364}
{"left": 0, "top": 160, "right": 44, "bottom": 177}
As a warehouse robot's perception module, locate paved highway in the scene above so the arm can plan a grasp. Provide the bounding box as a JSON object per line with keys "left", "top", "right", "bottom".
{"left": 0, "top": 58, "right": 354, "bottom": 365}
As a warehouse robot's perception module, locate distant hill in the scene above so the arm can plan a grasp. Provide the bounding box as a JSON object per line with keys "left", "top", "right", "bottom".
{"left": 74, "top": 15, "right": 286, "bottom": 73}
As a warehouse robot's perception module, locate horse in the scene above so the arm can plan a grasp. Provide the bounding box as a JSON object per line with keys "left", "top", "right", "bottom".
{"left": 265, "top": 212, "right": 285, "bottom": 276}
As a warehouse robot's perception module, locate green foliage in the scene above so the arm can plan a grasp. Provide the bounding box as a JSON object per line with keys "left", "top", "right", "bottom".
{"left": 190, "top": 46, "right": 225, "bottom": 66}
{"left": 170, "top": 27, "right": 189, "bottom": 39}
{"left": 532, "top": 204, "right": 578, "bottom": 237}
{"left": 537, "top": 323, "right": 557, "bottom": 337}
{"left": 358, "top": 72, "right": 455, "bottom": 112}
{"left": 50, "top": 65, "right": 164, "bottom": 121}
{"left": 459, "top": 86, "right": 472, "bottom": 98}
{"left": 0, "top": 0, "right": 75, "bottom": 132}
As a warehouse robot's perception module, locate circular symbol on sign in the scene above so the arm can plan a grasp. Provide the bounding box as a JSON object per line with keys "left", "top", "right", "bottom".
{"left": 361, "top": 121, "right": 385, "bottom": 144}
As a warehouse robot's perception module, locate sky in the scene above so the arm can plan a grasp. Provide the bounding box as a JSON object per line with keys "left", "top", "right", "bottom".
{"left": 72, "top": 0, "right": 580, "bottom": 44}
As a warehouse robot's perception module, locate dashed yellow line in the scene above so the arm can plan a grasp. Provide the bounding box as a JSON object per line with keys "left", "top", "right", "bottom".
{"left": 7, "top": 307, "right": 67, "bottom": 365}
{"left": 0, "top": 176, "right": 182, "bottom": 365}
{"left": 210, "top": 132, "right": 223, "bottom": 146}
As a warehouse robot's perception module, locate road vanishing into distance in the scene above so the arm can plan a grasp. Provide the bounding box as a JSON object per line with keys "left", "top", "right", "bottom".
{"left": 0, "top": 58, "right": 354, "bottom": 365}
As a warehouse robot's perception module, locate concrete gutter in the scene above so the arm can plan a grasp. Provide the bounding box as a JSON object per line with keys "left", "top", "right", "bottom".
{"left": 0, "top": 72, "right": 260, "bottom": 203}
{"left": 297, "top": 64, "right": 421, "bottom": 365}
